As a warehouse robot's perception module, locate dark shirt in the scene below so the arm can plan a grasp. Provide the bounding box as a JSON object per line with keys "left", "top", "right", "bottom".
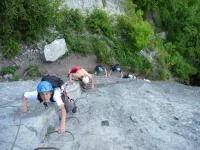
{"left": 110, "top": 64, "right": 121, "bottom": 72}
{"left": 123, "top": 73, "right": 130, "bottom": 78}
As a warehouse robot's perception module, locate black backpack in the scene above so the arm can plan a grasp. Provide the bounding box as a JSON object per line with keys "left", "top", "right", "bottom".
{"left": 41, "top": 75, "right": 64, "bottom": 89}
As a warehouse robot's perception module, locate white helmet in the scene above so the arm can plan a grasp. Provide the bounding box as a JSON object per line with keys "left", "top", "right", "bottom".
{"left": 82, "top": 76, "right": 89, "bottom": 84}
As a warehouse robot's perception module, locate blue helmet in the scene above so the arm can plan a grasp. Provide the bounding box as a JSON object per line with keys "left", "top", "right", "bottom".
{"left": 116, "top": 67, "right": 121, "bottom": 72}
{"left": 37, "top": 81, "right": 53, "bottom": 93}
{"left": 98, "top": 67, "right": 103, "bottom": 72}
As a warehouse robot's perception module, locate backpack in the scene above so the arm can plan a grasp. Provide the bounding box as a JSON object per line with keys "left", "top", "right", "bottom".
{"left": 41, "top": 75, "right": 77, "bottom": 113}
{"left": 41, "top": 75, "right": 64, "bottom": 89}
{"left": 115, "top": 64, "right": 121, "bottom": 72}
{"left": 97, "top": 66, "right": 103, "bottom": 72}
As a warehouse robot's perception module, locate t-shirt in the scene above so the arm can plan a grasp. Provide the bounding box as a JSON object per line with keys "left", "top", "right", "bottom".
{"left": 24, "top": 88, "right": 64, "bottom": 106}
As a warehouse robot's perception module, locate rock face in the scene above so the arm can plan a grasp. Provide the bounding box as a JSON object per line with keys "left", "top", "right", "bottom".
{"left": 64, "top": 0, "right": 127, "bottom": 14}
{"left": 44, "top": 39, "right": 67, "bottom": 62}
{"left": 0, "top": 76, "right": 200, "bottom": 150}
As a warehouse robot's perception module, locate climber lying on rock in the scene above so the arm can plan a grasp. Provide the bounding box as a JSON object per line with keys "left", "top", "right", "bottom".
{"left": 68, "top": 66, "right": 94, "bottom": 89}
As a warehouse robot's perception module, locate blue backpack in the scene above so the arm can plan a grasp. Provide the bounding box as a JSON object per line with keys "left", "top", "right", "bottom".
{"left": 115, "top": 65, "right": 121, "bottom": 72}
{"left": 98, "top": 67, "right": 103, "bottom": 72}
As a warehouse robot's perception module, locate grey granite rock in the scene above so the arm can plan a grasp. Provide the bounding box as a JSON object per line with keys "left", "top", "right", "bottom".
{"left": 0, "top": 77, "right": 199, "bottom": 150}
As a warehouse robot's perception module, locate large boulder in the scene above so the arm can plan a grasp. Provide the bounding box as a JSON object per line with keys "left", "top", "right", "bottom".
{"left": 44, "top": 39, "right": 67, "bottom": 62}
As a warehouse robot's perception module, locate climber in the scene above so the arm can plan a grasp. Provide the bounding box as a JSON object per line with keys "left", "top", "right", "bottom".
{"left": 122, "top": 72, "right": 136, "bottom": 79}
{"left": 109, "top": 64, "right": 123, "bottom": 78}
{"left": 21, "top": 75, "right": 75, "bottom": 134}
{"left": 94, "top": 65, "right": 108, "bottom": 77}
{"left": 68, "top": 66, "right": 94, "bottom": 89}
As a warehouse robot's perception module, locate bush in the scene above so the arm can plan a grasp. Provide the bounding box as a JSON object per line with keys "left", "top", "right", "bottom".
{"left": 113, "top": 39, "right": 132, "bottom": 65}
{"left": 1, "top": 66, "right": 18, "bottom": 75}
{"left": 0, "top": 0, "right": 62, "bottom": 42}
{"left": 0, "top": 66, "right": 20, "bottom": 81}
{"left": 153, "top": 50, "right": 170, "bottom": 80}
{"left": 116, "top": 15, "right": 134, "bottom": 42}
{"left": 1, "top": 40, "right": 20, "bottom": 60}
{"left": 133, "top": 21, "right": 154, "bottom": 50}
{"left": 135, "top": 0, "right": 200, "bottom": 80}
{"left": 130, "top": 54, "right": 152, "bottom": 75}
{"left": 86, "top": 8, "right": 114, "bottom": 38}
{"left": 92, "top": 38, "right": 115, "bottom": 64}
{"left": 60, "top": 8, "right": 84, "bottom": 33}
{"left": 64, "top": 32, "right": 94, "bottom": 56}
{"left": 171, "top": 54, "right": 197, "bottom": 80}
{"left": 24, "top": 65, "right": 44, "bottom": 78}
{"left": 164, "top": 42, "right": 197, "bottom": 80}
{"left": 116, "top": 9, "right": 153, "bottom": 51}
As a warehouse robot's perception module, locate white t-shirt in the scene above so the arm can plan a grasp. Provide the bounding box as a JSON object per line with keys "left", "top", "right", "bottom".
{"left": 24, "top": 88, "right": 64, "bottom": 106}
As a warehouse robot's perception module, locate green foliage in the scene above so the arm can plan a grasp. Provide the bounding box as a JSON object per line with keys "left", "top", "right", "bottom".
{"left": 45, "top": 125, "right": 55, "bottom": 137}
{"left": 0, "top": 0, "right": 62, "bottom": 42}
{"left": 0, "top": 66, "right": 20, "bottom": 81}
{"left": 170, "top": 53, "right": 197, "bottom": 80}
{"left": 164, "top": 42, "right": 197, "bottom": 79}
{"left": 1, "top": 66, "right": 18, "bottom": 75}
{"left": 64, "top": 30, "right": 73, "bottom": 52}
{"left": 60, "top": 8, "right": 84, "bottom": 32}
{"left": 135, "top": 0, "right": 200, "bottom": 81}
{"left": 60, "top": 8, "right": 86, "bottom": 55}
{"left": 1, "top": 40, "right": 20, "bottom": 60}
{"left": 86, "top": 9, "right": 114, "bottom": 38}
{"left": 154, "top": 49, "right": 170, "bottom": 80}
{"left": 133, "top": 0, "right": 160, "bottom": 10}
{"left": 116, "top": 15, "right": 134, "bottom": 42}
{"left": 2, "top": 0, "right": 199, "bottom": 82}
{"left": 64, "top": 32, "right": 94, "bottom": 56}
{"left": 146, "top": 36, "right": 171, "bottom": 80}
{"left": 12, "top": 75, "right": 20, "bottom": 81}
{"left": 92, "top": 37, "right": 115, "bottom": 64}
{"left": 65, "top": 31, "right": 115, "bottom": 63}
{"left": 133, "top": 21, "right": 154, "bottom": 49}
{"left": 24, "top": 65, "right": 44, "bottom": 78}
{"left": 130, "top": 54, "right": 152, "bottom": 76}
{"left": 116, "top": 5, "right": 153, "bottom": 51}
{"left": 152, "top": 10, "right": 163, "bottom": 32}
{"left": 113, "top": 39, "right": 132, "bottom": 65}
{"left": 113, "top": 0, "right": 154, "bottom": 75}
{"left": 112, "top": 39, "right": 152, "bottom": 76}
{"left": 102, "top": 0, "right": 107, "bottom": 8}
